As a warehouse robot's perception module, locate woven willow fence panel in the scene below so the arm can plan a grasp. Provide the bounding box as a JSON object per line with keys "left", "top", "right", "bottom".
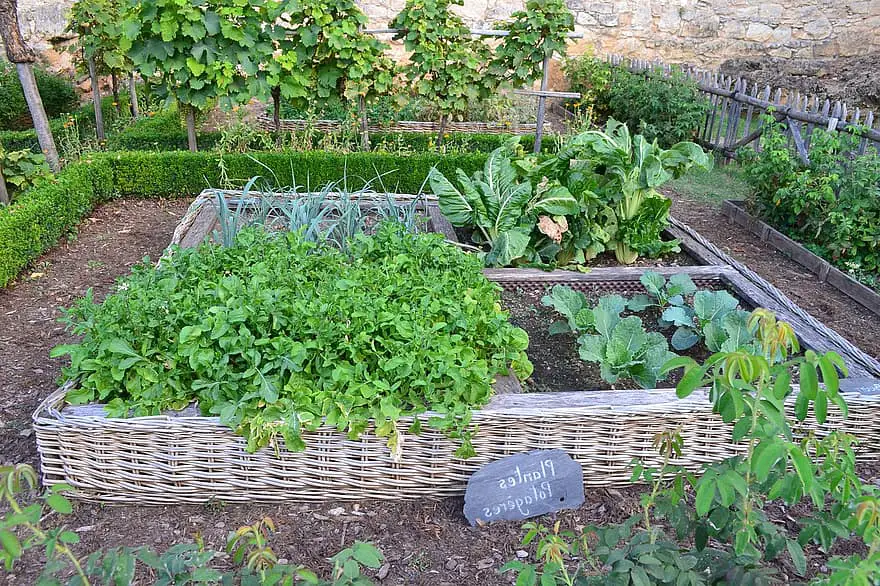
{"left": 255, "top": 115, "right": 548, "bottom": 135}
{"left": 34, "top": 382, "right": 880, "bottom": 504}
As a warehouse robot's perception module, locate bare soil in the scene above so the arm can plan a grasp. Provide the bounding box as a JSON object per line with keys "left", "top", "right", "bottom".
{"left": 1, "top": 195, "right": 878, "bottom": 584}
{"left": 502, "top": 286, "right": 711, "bottom": 392}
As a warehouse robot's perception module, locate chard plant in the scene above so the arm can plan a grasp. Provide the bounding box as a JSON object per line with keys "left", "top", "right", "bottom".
{"left": 553, "top": 119, "right": 712, "bottom": 264}
{"left": 428, "top": 137, "right": 578, "bottom": 266}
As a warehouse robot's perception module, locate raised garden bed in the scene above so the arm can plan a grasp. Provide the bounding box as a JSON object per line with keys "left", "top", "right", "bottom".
{"left": 33, "top": 192, "right": 880, "bottom": 504}
{"left": 255, "top": 114, "right": 549, "bottom": 136}
{"left": 721, "top": 199, "right": 880, "bottom": 317}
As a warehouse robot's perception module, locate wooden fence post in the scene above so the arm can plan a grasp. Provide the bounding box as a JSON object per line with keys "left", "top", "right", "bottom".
{"left": 534, "top": 52, "right": 551, "bottom": 154}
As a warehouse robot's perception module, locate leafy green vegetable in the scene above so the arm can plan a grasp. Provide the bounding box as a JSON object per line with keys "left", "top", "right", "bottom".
{"left": 54, "top": 224, "right": 532, "bottom": 458}
{"left": 429, "top": 138, "right": 577, "bottom": 266}
{"left": 543, "top": 285, "right": 673, "bottom": 388}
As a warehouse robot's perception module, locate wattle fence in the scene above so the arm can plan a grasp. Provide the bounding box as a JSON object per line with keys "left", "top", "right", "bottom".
{"left": 608, "top": 55, "right": 880, "bottom": 163}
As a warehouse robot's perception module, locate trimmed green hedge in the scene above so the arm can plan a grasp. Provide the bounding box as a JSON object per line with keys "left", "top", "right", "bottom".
{"left": 0, "top": 150, "right": 486, "bottom": 286}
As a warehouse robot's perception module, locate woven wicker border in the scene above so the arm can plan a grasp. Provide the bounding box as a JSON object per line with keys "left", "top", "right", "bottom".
{"left": 33, "top": 268, "right": 880, "bottom": 504}
{"left": 255, "top": 114, "right": 549, "bottom": 135}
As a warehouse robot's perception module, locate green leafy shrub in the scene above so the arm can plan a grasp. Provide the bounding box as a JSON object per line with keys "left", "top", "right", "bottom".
{"left": 53, "top": 224, "right": 532, "bottom": 457}
{"left": 0, "top": 62, "right": 79, "bottom": 131}
{"left": 561, "top": 50, "right": 613, "bottom": 120}
{"left": 606, "top": 67, "right": 709, "bottom": 147}
{"left": 0, "top": 148, "right": 51, "bottom": 198}
{"left": 0, "top": 158, "right": 113, "bottom": 285}
{"left": 562, "top": 57, "right": 708, "bottom": 148}
{"left": 742, "top": 118, "right": 880, "bottom": 288}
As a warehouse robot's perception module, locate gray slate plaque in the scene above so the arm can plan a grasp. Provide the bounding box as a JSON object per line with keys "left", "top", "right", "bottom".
{"left": 463, "top": 449, "right": 584, "bottom": 526}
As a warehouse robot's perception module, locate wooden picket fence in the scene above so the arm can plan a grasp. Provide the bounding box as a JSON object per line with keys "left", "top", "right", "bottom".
{"left": 608, "top": 55, "right": 880, "bottom": 163}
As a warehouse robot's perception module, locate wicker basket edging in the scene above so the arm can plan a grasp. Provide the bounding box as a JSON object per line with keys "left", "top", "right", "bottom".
{"left": 33, "top": 382, "right": 880, "bottom": 504}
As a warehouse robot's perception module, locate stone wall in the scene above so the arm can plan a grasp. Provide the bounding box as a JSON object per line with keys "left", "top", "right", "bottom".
{"left": 9, "top": 0, "right": 880, "bottom": 70}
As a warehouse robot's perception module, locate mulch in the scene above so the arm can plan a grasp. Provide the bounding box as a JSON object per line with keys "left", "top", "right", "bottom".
{"left": 1, "top": 194, "right": 878, "bottom": 584}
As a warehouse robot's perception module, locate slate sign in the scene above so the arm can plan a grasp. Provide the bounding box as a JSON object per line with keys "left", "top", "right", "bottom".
{"left": 463, "top": 449, "right": 585, "bottom": 526}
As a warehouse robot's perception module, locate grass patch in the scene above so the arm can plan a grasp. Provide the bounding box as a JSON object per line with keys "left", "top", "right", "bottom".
{"left": 666, "top": 162, "right": 751, "bottom": 207}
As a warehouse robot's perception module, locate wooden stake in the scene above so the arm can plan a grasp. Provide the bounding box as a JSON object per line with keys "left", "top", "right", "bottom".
{"left": 128, "top": 72, "right": 139, "bottom": 119}
{"left": 534, "top": 52, "right": 551, "bottom": 154}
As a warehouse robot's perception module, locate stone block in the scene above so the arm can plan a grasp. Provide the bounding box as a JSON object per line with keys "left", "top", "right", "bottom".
{"left": 657, "top": 7, "right": 682, "bottom": 33}
{"left": 745, "top": 22, "right": 775, "bottom": 42}
{"left": 802, "top": 17, "right": 833, "bottom": 40}
{"left": 759, "top": 4, "right": 784, "bottom": 26}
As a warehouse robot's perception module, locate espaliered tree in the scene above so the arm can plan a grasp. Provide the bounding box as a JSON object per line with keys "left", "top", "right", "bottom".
{"left": 0, "top": 0, "right": 60, "bottom": 171}
{"left": 121, "top": 0, "right": 272, "bottom": 151}
{"left": 259, "top": 0, "right": 395, "bottom": 149}
{"left": 493, "top": 0, "right": 574, "bottom": 152}
{"left": 491, "top": 0, "right": 574, "bottom": 88}
{"left": 68, "top": 0, "right": 132, "bottom": 140}
{"left": 391, "top": 0, "right": 498, "bottom": 144}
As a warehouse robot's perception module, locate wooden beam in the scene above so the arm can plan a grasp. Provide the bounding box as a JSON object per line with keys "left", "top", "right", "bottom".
{"left": 514, "top": 89, "right": 581, "bottom": 99}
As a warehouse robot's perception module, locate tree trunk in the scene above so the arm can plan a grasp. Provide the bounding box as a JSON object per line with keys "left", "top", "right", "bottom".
{"left": 437, "top": 114, "right": 448, "bottom": 146}
{"left": 0, "top": 0, "right": 59, "bottom": 171}
{"left": 185, "top": 105, "right": 198, "bottom": 152}
{"left": 111, "top": 71, "right": 122, "bottom": 117}
{"left": 16, "top": 63, "right": 60, "bottom": 172}
{"left": 0, "top": 0, "right": 35, "bottom": 63}
{"left": 128, "top": 72, "right": 139, "bottom": 119}
{"left": 271, "top": 86, "right": 281, "bottom": 134}
{"left": 88, "top": 56, "right": 105, "bottom": 141}
{"left": 0, "top": 164, "right": 9, "bottom": 205}
{"left": 358, "top": 95, "right": 370, "bottom": 151}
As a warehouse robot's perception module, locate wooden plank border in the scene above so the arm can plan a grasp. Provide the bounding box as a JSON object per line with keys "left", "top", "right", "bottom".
{"left": 721, "top": 200, "right": 880, "bottom": 317}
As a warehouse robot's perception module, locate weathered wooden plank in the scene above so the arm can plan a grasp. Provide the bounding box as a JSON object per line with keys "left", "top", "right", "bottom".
{"left": 178, "top": 203, "right": 219, "bottom": 249}
{"left": 514, "top": 89, "right": 581, "bottom": 99}
{"left": 718, "top": 268, "right": 876, "bottom": 380}
{"left": 426, "top": 203, "right": 457, "bottom": 242}
{"left": 664, "top": 221, "right": 730, "bottom": 266}
{"left": 859, "top": 111, "right": 874, "bottom": 155}
{"left": 720, "top": 199, "right": 880, "bottom": 322}
{"left": 483, "top": 265, "right": 727, "bottom": 283}
{"left": 788, "top": 121, "right": 810, "bottom": 165}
